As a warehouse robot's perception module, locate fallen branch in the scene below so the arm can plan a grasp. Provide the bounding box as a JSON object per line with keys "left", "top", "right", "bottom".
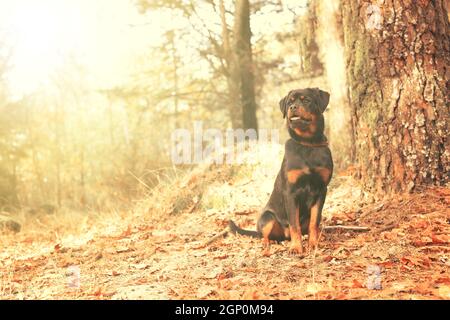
{"left": 322, "top": 225, "right": 370, "bottom": 232}
{"left": 418, "top": 245, "right": 450, "bottom": 252}
{"left": 206, "top": 224, "right": 369, "bottom": 246}
{"left": 205, "top": 230, "right": 229, "bottom": 246}
{"left": 234, "top": 210, "right": 256, "bottom": 216}
{"left": 378, "top": 223, "right": 398, "bottom": 233}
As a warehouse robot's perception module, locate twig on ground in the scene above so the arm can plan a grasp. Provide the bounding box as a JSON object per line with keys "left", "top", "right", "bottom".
{"left": 234, "top": 210, "right": 256, "bottom": 216}
{"left": 417, "top": 245, "right": 450, "bottom": 252}
{"left": 322, "top": 225, "right": 370, "bottom": 232}
{"left": 205, "top": 230, "right": 229, "bottom": 246}
{"left": 378, "top": 223, "right": 398, "bottom": 233}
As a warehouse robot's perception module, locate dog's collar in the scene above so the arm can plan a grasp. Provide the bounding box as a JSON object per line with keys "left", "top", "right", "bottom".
{"left": 293, "top": 138, "right": 329, "bottom": 147}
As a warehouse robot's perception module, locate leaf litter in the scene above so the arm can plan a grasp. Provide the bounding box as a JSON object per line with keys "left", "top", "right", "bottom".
{"left": 0, "top": 143, "right": 449, "bottom": 300}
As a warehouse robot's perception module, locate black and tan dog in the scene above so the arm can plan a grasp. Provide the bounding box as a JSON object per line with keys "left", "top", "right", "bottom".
{"left": 229, "top": 88, "right": 333, "bottom": 254}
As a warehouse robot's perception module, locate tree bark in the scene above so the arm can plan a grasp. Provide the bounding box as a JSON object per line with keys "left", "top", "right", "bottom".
{"left": 298, "top": 1, "right": 325, "bottom": 77}
{"left": 234, "top": 0, "right": 258, "bottom": 133}
{"left": 219, "top": 0, "right": 242, "bottom": 129}
{"left": 342, "top": 0, "right": 449, "bottom": 193}
{"left": 315, "top": 0, "right": 355, "bottom": 169}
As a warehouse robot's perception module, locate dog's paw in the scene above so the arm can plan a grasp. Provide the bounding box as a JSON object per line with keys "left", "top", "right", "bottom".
{"left": 262, "top": 248, "right": 272, "bottom": 257}
{"left": 288, "top": 244, "right": 304, "bottom": 255}
{"left": 307, "top": 231, "right": 320, "bottom": 254}
{"left": 308, "top": 241, "right": 318, "bottom": 251}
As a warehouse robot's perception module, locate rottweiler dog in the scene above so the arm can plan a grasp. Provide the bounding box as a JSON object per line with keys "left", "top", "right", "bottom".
{"left": 229, "top": 88, "right": 333, "bottom": 254}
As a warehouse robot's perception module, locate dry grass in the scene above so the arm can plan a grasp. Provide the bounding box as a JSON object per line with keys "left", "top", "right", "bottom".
{"left": 136, "top": 142, "right": 284, "bottom": 218}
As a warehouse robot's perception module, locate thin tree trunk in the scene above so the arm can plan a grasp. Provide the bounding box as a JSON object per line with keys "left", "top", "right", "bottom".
{"left": 234, "top": 0, "right": 258, "bottom": 133}
{"left": 341, "top": 0, "right": 449, "bottom": 193}
{"left": 54, "top": 109, "right": 62, "bottom": 208}
{"left": 107, "top": 98, "right": 115, "bottom": 146}
{"left": 298, "top": 1, "right": 324, "bottom": 76}
{"left": 219, "top": 0, "right": 242, "bottom": 129}
{"left": 168, "top": 31, "right": 180, "bottom": 129}
{"left": 25, "top": 110, "right": 45, "bottom": 202}
{"left": 315, "top": 0, "right": 354, "bottom": 169}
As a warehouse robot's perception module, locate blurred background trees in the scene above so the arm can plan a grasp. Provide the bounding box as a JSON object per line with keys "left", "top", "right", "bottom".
{"left": 0, "top": 0, "right": 448, "bottom": 214}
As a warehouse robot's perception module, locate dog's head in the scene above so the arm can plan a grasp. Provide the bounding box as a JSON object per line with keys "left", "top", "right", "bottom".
{"left": 279, "top": 88, "right": 330, "bottom": 140}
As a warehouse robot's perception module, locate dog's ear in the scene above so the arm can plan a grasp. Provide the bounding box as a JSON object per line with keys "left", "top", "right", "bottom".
{"left": 313, "top": 88, "right": 330, "bottom": 113}
{"left": 279, "top": 91, "right": 292, "bottom": 119}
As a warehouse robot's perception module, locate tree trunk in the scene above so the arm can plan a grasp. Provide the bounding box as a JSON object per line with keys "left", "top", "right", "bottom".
{"left": 26, "top": 111, "right": 46, "bottom": 202}
{"left": 298, "top": 1, "right": 325, "bottom": 77}
{"left": 342, "top": 0, "right": 449, "bottom": 193}
{"left": 219, "top": 0, "right": 242, "bottom": 129}
{"left": 168, "top": 30, "right": 180, "bottom": 129}
{"left": 315, "top": 0, "right": 355, "bottom": 169}
{"left": 234, "top": 0, "right": 258, "bottom": 133}
{"left": 54, "top": 106, "right": 63, "bottom": 208}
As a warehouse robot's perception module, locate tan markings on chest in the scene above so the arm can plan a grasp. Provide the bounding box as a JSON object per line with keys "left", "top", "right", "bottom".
{"left": 287, "top": 166, "right": 332, "bottom": 184}
{"left": 313, "top": 167, "right": 332, "bottom": 184}
{"left": 287, "top": 168, "right": 310, "bottom": 184}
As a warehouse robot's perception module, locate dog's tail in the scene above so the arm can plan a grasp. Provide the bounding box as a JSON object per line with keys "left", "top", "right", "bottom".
{"left": 228, "top": 220, "right": 261, "bottom": 238}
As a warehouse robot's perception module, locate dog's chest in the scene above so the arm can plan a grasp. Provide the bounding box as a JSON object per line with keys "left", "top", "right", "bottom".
{"left": 284, "top": 140, "right": 333, "bottom": 185}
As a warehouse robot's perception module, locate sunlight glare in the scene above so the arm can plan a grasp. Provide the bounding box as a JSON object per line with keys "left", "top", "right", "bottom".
{"left": 12, "top": 5, "right": 59, "bottom": 56}
{"left": 4, "top": 0, "right": 84, "bottom": 96}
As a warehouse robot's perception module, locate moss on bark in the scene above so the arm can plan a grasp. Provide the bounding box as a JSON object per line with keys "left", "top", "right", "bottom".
{"left": 341, "top": 0, "right": 449, "bottom": 193}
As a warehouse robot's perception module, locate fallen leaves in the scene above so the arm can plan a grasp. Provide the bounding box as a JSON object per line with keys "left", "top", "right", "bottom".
{"left": 305, "top": 283, "right": 321, "bottom": 295}
{"left": 131, "top": 263, "right": 151, "bottom": 270}
{"left": 431, "top": 234, "right": 450, "bottom": 244}
{"left": 1, "top": 177, "right": 448, "bottom": 300}
{"left": 437, "top": 285, "right": 450, "bottom": 299}
{"left": 119, "top": 225, "right": 133, "bottom": 238}
{"left": 412, "top": 234, "right": 450, "bottom": 247}
{"left": 216, "top": 270, "right": 234, "bottom": 281}
{"left": 332, "top": 247, "right": 351, "bottom": 260}
{"left": 197, "top": 285, "right": 216, "bottom": 299}
{"left": 242, "top": 289, "right": 261, "bottom": 300}
{"left": 391, "top": 281, "right": 414, "bottom": 292}
{"left": 351, "top": 279, "right": 365, "bottom": 288}
{"left": 400, "top": 255, "right": 432, "bottom": 270}
{"left": 435, "top": 277, "right": 450, "bottom": 285}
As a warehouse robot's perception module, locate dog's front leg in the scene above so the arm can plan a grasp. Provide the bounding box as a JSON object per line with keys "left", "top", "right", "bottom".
{"left": 286, "top": 197, "right": 303, "bottom": 255}
{"left": 308, "top": 193, "right": 325, "bottom": 252}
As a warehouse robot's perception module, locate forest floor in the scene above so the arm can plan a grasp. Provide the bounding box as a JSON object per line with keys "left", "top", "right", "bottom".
{"left": 0, "top": 144, "right": 449, "bottom": 300}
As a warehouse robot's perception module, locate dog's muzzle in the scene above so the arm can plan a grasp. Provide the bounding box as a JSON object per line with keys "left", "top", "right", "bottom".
{"left": 289, "top": 105, "right": 314, "bottom": 125}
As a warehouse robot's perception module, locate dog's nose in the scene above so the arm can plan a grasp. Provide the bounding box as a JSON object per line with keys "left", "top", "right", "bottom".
{"left": 289, "top": 104, "right": 298, "bottom": 111}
